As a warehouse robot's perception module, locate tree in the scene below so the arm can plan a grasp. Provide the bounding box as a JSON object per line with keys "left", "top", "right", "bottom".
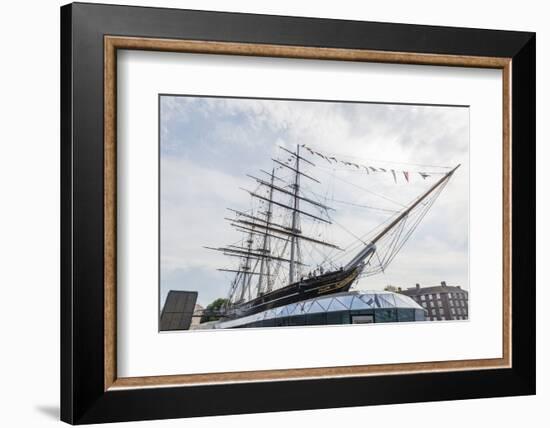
{"left": 200, "top": 298, "right": 229, "bottom": 323}
{"left": 384, "top": 285, "right": 398, "bottom": 292}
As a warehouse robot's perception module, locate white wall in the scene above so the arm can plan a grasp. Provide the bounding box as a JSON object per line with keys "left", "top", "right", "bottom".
{"left": 0, "top": 0, "right": 546, "bottom": 427}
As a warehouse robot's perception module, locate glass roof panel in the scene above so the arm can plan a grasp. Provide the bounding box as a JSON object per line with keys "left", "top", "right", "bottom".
{"left": 335, "top": 295, "right": 354, "bottom": 309}
{"left": 328, "top": 298, "right": 348, "bottom": 311}
{"left": 359, "top": 294, "right": 377, "bottom": 308}
{"left": 377, "top": 294, "right": 396, "bottom": 308}
{"left": 302, "top": 300, "right": 314, "bottom": 313}
{"left": 351, "top": 295, "right": 369, "bottom": 309}
{"left": 316, "top": 298, "right": 331, "bottom": 311}
{"left": 394, "top": 293, "right": 417, "bottom": 307}
{"left": 308, "top": 301, "right": 326, "bottom": 314}
{"left": 286, "top": 303, "right": 298, "bottom": 315}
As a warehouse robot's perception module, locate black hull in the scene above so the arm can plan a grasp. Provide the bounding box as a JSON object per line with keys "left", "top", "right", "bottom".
{"left": 233, "top": 267, "right": 361, "bottom": 318}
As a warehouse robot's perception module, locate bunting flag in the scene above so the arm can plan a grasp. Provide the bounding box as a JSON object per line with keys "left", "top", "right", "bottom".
{"left": 296, "top": 144, "right": 447, "bottom": 184}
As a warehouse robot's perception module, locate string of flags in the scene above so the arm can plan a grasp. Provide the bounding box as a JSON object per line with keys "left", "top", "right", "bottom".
{"left": 299, "top": 144, "right": 441, "bottom": 184}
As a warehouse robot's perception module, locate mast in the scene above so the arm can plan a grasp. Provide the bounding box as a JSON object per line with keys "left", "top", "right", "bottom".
{"left": 289, "top": 144, "right": 301, "bottom": 284}
{"left": 238, "top": 230, "right": 254, "bottom": 302}
{"left": 208, "top": 144, "right": 334, "bottom": 306}
{"left": 258, "top": 169, "right": 275, "bottom": 294}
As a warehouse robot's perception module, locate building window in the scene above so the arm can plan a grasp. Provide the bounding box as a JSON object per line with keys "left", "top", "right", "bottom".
{"left": 437, "top": 301, "right": 442, "bottom": 307}
{"left": 439, "top": 308, "right": 444, "bottom": 315}
{"left": 306, "top": 313, "right": 326, "bottom": 325}
{"left": 428, "top": 294, "right": 432, "bottom": 300}
{"left": 421, "top": 295, "right": 426, "bottom": 301}
{"left": 421, "top": 302, "right": 427, "bottom": 308}
{"left": 451, "top": 308, "right": 456, "bottom": 315}
{"left": 327, "top": 312, "right": 350, "bottom": 325}
{"left": 449, "top": 300, "right": 454, "bottom": 306}
{"left": 436, "top": 293, "right": 441, "bottom": 299}
{"left": 397, "top": 309, "right": 415, "bottom": 322}
{"left": 375, "top": 309, "right": 397, "bottom": 323}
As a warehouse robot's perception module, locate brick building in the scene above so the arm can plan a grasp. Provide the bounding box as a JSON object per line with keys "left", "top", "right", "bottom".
{"left": 398, "top": 281, "right": 468, "bottom": 321}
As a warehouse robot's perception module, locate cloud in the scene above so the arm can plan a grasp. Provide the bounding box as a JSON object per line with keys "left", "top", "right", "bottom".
{"left": 160, "top": 96, "right": 469, "bottom": 309}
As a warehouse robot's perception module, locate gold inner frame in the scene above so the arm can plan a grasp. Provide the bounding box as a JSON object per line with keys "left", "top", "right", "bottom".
{"left": 104, "top": 35, "right": 512, "bottom": 391}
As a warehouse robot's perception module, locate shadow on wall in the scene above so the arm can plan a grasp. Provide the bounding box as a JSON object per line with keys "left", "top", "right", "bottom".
{"left": 35, "top": 405, "right": 59, "bottom": 420}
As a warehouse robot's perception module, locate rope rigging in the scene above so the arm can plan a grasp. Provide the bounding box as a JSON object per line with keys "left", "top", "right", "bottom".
{"left": 209, "top": 143, "right": 458, "bottom": 308}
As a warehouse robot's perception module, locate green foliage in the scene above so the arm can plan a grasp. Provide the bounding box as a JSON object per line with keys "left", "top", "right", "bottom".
{"left": 200, "top": 298, "right": 229, "bottom": 323}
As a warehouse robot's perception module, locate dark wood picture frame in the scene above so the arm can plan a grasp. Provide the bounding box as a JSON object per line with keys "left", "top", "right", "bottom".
{"left": 61, "top": 2, "right": 535, "bottom": 424}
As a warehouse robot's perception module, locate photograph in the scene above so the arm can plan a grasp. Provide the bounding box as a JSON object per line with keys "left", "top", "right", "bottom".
{"left": 159, "top": 95, "right": 470, "bottom": 331}
{"left": 54, "top": 2, "right": 536, "bottom": 424}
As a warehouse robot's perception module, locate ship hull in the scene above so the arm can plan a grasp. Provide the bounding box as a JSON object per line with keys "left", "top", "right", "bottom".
{"left": 231, "top": 267, "right": 361, "bottom": 318}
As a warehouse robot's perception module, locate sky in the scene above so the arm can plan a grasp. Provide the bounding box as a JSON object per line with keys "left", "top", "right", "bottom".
{"left": 159, "top": 95, "right": 469, "bottom": 309}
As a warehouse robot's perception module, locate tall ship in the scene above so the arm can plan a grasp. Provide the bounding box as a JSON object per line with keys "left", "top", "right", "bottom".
{"left": 204, "top": 144, "right": 459, "bottom": 322}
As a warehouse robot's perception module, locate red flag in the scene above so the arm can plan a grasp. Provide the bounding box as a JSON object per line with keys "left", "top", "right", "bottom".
{"left": 403, "top": 171, "right": 409, "bottom": 182}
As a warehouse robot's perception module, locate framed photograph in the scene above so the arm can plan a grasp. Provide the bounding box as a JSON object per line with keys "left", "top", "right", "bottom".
{"left": 60, "top": 2, "right": 535, "bottom": 424}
